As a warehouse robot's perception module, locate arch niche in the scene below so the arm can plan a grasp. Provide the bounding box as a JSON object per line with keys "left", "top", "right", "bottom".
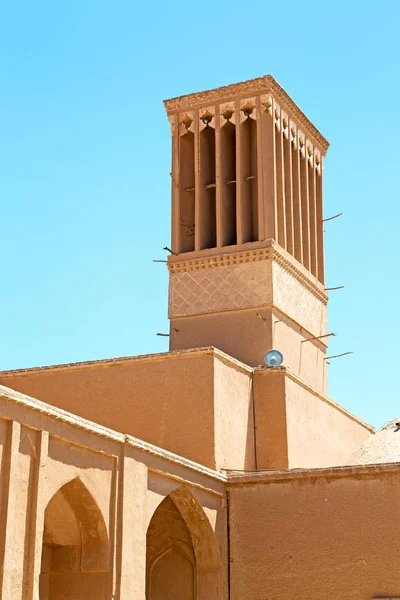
{"left": 146, "top": 486, "right": 222, "bottom": 600}
{"left": 39, "top": 478, "right": 110, "bottom": 600}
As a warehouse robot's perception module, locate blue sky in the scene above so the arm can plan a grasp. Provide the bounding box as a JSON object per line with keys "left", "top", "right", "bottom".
{"left": 0, "top": 1, "right": 399, "bottom": 428}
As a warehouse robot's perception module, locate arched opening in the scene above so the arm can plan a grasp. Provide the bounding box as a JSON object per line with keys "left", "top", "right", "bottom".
{"left": 39, "top": 478, "right": 109, "bottom": 600}
{"left": 146, "top": 486, "right": 222, "bottom": 600}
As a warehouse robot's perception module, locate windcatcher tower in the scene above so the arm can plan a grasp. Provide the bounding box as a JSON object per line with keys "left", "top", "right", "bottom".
{"left": 164, "top": 76, "right": 330, "bottom": 393}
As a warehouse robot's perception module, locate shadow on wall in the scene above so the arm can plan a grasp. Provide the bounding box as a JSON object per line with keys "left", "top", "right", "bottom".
{"left": 39, "top": 477, "right": 110, "bottom": 600}
{"left": 146, "top": 485, "right": 223, "bottom": 600}
{"left": 245, "top": 374, "right": 257, "bottom": 469}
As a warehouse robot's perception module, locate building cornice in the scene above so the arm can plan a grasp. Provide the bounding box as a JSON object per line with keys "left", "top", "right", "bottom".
{"left": 168, "top": 244, "right": 328, "bottom": 305}
{"left": 163, "top": 75, "right": 329, "bottom": 153}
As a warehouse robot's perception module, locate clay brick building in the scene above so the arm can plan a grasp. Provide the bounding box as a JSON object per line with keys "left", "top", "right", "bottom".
{"left": 0, "top": 76, "right": 398, "bottom": 600}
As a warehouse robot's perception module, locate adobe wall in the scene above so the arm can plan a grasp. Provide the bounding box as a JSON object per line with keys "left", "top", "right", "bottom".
{"left": 168, "top": 242, "right": 329, "bottom": 394}
{"left": 170, "top": 307, "right": 273, "bottom": 370}
{"left": 213, "top": 354, "right": 256, "bottom": 470}
{"left": 253, "top": 369, "right": 373, "bottom": 469}
{"left": 284, "top": 375, "right": 372, "bottom": 467}
{"left": 0, "top": 384, "right": 227, "bottom": 600}
{"left": 228, "top": 466, "right": 400, "bottom": 600}
{"left": 271, "top": 306, "right": 328, "bottom": 394}
{"left": 0, "top": 348, "right": 255, "bottom": 470}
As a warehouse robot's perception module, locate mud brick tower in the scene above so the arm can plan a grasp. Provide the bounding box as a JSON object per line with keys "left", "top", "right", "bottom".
{"left": 165, "top": 76, "right": 329, "bottom": 393}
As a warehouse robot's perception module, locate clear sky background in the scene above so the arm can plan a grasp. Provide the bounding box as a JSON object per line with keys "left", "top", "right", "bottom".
{"left": 1, "top": 1, "right": 399, "bottom": 429}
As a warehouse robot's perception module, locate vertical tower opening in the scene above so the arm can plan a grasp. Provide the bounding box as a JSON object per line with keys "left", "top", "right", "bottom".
{"left": 291, "top": 143, "right": 303, "bottom": 264}
{"left": 283, "top": 133, "right": 294, "bottom": 255}
{"left": 316, "top": 168, "right": 324, "bottom": 283}
{"left": 275, "top": 127, "right": 286, "bottom": 248}
{"left": 179, "top": 131, "right": 195, "bottom": 253}
{"left": 220, "top": 121, "right": 237, "bottom": 246}
{"left": 308, "top": 161, "right": 317, "bottom": 277}
{"left": 240, "top": 117, "right": 258, "bottom": 243}
{"left": 199, "top": 125, "right": 216, "bottom": 249}
{"left": 300, "top": 149, "right": 310, "bottom": 270}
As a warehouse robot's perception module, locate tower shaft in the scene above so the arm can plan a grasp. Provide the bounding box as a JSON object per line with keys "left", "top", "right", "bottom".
{"left": 164, "top": 76, "right": 329, "bottom": 392}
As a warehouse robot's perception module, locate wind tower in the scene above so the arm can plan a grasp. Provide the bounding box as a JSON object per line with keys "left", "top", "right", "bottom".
{"left": 164, "top": 76, "right": 329, "bottom": 393}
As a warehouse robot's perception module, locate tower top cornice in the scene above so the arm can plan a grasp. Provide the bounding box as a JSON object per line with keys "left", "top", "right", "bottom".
{"left": 164, "top": 75, "right": 329, "bottom": 153}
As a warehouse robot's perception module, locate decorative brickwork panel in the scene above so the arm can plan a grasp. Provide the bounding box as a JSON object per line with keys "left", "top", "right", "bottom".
{"left": 272, "top": 262, "right": 327, "bottom": 337}
{"left": 169, "top": 260, "right": 273, "bottom": 318}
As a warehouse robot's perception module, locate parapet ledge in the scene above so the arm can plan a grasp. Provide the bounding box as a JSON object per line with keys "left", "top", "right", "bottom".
{"left": 0, "top": 345, "right": 253, "bottom": 378}
{"left": 225, "top": 460, "right": 400, "bottom": 485}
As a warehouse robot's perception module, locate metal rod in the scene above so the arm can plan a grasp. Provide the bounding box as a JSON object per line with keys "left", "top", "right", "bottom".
{"left": 225, "top": 179, "right": 236, "bottom": 185}
{"left": 153, "top": 260, "right": 168, "bottom": 263}
{"left": 156, "top": 333, "right": 170, "bottom": 337}
{"left": 301, "top": 332, "right": 336, "bottom": 343}
{"left": 205, "top": 182, "right": 216, "bottom": 190}
{"left": 323, "top": 212, "right": 343, "bottom": 222}
{"left": 325, "top": 286, "right": 344, "bottom": 291}
{"left": 324, "top": 351, "right": 353, "bottom": 361}
{"left": 244, "top": 175, "right": 256, "bottom": 181}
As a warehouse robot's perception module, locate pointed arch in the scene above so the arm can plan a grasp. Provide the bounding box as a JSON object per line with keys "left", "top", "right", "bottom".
{"left": 146, "top": 485, "right": 222, "bottom": 600}
{"left": 39, "top": 477, "right": 109, "bottom": 600}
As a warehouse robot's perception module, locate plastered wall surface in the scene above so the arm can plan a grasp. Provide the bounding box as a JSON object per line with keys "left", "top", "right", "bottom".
{"left": 213, "top": 356, "right": 255, "bottom": 470}
{"left": 229, "top": 470, "right": 400, "bottom": 600}
{"left": 168, "top": 244, "right": 328, "bottom": 392}
{"left": 169, "top": 308, "right": 274, "bottom": 369}
{"left": 0, "top": 353, "right": 215, "bottom": 468}
{"left": 171, "top": 306, "right": 328, "bottom": 393}
{"left": 271, "top": 307, "right": 327, "bottom": 394}
{"left": 0, "top": 371, "right": 388, "bottom": 600}
{"left": 272, "top": 260, "right": 327, "bottom": 338}
{"left": 169, "top": 258, "right": 273, "bottom": 318}
{"left": 253, "top": 370, "right": 288, "bottom": 469}
{"left": 253, "top": 369, "right": 372, "bottom": 469}
{"left": 0, "top": 385, "right": 226, "bottom": 600}
{"left": 0, "top": 349, "right": 256, "bottom": 472}
{"left": 284, "top": 376, "right": 372, "bottom": 468}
